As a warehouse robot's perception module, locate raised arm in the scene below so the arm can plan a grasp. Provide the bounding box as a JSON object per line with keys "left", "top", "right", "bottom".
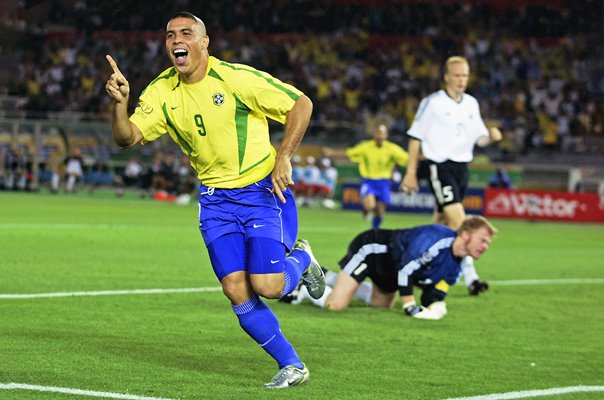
{"left": 272, "top": 94, "right": 313, "bottom": 203}
{"left": 105, "top": 55, "right": 143, "bottom": 149}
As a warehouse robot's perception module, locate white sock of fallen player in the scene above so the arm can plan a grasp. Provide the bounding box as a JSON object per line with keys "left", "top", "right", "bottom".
{"left": 354, "top": 281, "right": 373, "bottom": 305}
{"left": 462, "top": 256, "right": 480, "bottom": 287}
{"left": 325, "top": 270, "right": 339, "bottom": 287}
{"left": 294, "top": 284, "right": 333, "bottom": 308}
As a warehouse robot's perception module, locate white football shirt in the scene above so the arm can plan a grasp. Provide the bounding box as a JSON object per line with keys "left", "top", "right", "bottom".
{"left": 407, "top": 90, "right": 488, "bottom": 163}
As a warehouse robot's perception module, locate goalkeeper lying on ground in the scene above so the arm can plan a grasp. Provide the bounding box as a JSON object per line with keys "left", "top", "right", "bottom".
{"left": 284, "top": 215, "right": 497, "bottom": 320}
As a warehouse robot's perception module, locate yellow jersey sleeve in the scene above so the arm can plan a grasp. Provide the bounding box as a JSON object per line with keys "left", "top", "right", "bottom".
{"left": 346, "top": 141, "right": 370, "bottom": 164}
{"left": 389, "top": 142, "right": 409, "bottom": 167}
{"left": 130, "top": 68, "right": 177, "bottom": 144}
{"left": 215, "top": 60, "right": 302, "bottom": 124}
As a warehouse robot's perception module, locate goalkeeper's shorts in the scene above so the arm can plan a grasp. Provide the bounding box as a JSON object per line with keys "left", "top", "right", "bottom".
{"left": 338, "top": 228, "right": 399, "bottom": 293}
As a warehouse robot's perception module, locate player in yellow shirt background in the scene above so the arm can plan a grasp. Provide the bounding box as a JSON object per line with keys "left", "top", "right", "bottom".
{"left": 330, "top": 124, "right": 408, "bottom": 229}
{"left": 105, "top": 11, "right": 325, "bottom": 389}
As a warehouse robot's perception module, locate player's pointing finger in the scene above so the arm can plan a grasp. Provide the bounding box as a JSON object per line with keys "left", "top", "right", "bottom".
{"left": 105, "top": 55, "right": 122, "bottom": 75}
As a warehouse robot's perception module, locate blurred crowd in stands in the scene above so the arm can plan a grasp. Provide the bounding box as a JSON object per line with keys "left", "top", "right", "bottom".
{"left": 114, "top": 152, "right": 197, "bottom": 203}
{"left": 292, "top": 155, "right": 339, "bottom": 208}
{"left": 0, "top": 140, "right": 198, "bottom": 203}
{"left": 1, "top": 0, "right": 603, "bottom": 164}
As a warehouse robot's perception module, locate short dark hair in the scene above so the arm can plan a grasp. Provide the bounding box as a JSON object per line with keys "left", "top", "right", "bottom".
{"left": 169, "top": 11, "right": 200, "bottom": 22}
{"left": 167, "top": 12, "right": 206, "bottom": 35}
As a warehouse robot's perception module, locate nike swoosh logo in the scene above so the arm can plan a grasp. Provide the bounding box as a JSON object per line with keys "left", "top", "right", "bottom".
{"left": 270, "top": 260, "right": 280, "bottom": 264}
{"left": 252, "top": 224, "right": 265, "bottom": 228}
{"left": 171, "top": 105, "right": 179, "bottom": 110}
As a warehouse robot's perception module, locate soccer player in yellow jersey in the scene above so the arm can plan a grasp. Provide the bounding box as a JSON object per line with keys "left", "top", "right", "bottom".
{"left": 346, "top": 124, "right": 408, "bottom": 229}
{"left": 104, "top": 12, "right": 325, "bottom": 388}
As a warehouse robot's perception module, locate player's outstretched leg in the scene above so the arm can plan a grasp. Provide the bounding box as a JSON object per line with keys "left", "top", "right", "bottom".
{"left": 293, "top": 239, "right": 325, "bottom": 299}
{"left": 264, "top": 364, "right": 310, "bottom": 389}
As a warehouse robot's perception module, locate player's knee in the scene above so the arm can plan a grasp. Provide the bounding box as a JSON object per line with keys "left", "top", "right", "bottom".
{"left": 221, "top": 273, "right": 253, "bottom": 304}
{"left": 325, "top": 297, "right": 349, "bottom": 311}
{"left": 369, "top": 298, "right": 395, "bottom": 308}
{"left": 253, "top": 284, "right": 282, "bottom": 299}
{"left": 222, "top": 284, "right": 250, "bottom": 304}
{"left": 250, "top": 275, "right": 283, "bottom": 299}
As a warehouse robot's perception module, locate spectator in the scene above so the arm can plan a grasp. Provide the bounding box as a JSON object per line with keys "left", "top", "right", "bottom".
{"left": 3, "top": 0, "right": 603, "bottom": 163}
{"left": 488, "top": 166, "right": 513, "bottom": 189}
{"left": 64, "top": 147, "right": 84, "bottom": 193}
{"left": 115, "top": 155, "right": 144, "bottom": 197}
{"left": 297, "top": 156, "right": 322, "bottom": 207}
{"left": 291, "top": 154, "right": 304, "bottom": 189}
{"left": 318, "top": 157, "right": 338, "bottom": 209}
{"left": 174, "top": 155, "right": 197, "bottom": 205}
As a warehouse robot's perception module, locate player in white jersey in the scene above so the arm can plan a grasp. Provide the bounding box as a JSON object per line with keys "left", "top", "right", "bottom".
{"left": 402, "top": 56, "right": 502, "bottom": 296}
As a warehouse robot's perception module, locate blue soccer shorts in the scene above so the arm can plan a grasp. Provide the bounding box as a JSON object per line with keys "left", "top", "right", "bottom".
{"left": 360, "top": 178, "right": 392, "bottom": 205}
{"left": 198, "top": 174, "right": 298, "bottom": 281}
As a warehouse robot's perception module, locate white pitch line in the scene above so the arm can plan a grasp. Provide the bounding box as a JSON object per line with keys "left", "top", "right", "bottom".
{"left": 444, "top": 385, "right": 604, "bottom": 400}
{"left": 2, "top": 383, "right": 603, "bottom": 400}
{"left": 0, "top": 223, "right": 174, "bottom": 230}
{"left": 0, "top": 223, "right": 350, "bottom": 233}
{"left": 0, "top": 287, "right": 222, "bottom": 299}
{"left": 1, "top": 278, "right": 603, "bottom": 300}
{"left": 490, "top": 278, "right": 604, "bottom": 286}
{"left": 0, "top": 382, "right": 179, "bottom": 400}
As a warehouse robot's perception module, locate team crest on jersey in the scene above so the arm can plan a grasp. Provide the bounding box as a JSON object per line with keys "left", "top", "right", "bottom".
{"left": 212, "top": 93, "right": 225, "bottom": 106}
{"left": 139, "top": 101, "right": 153, "bottom": 114}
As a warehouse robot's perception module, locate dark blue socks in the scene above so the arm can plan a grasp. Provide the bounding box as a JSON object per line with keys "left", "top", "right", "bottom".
{"left": 233, "top": 296, "right": 303, "bottom": 369}
{"left": 280, "top": 249, "right": 310, "bottom": 297}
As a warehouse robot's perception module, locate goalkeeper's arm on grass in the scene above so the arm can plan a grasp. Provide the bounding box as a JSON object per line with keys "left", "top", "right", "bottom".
{"left": 398, "top": 279, "right": 444, "bottom": 320}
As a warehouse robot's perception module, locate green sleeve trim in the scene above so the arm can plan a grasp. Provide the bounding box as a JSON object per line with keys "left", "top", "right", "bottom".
{"left": 141, "top": 68, "right": 178, "bottom": 96}
{"left": 208, "top": 68, "right": 224, "bottom": 81}
{"left": 219, "top": 61, "right": 300, "bottom": 101}
{"left": 149, "top": 68, "right": 178, "bottom": 86}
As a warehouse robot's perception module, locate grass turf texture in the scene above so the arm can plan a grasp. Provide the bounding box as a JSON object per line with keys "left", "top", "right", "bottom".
{"left": 1, "top": 190, "right": 603, "bottom": 400}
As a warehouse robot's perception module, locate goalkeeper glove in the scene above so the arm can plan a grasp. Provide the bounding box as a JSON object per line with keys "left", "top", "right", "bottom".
{"left": 468, "top": 279, "right": 489, "bottom": 296}
{"left": 403, "top": 301, "right": 442, "bottom": 320}
{"left": 403, "top": 301, "right": 422, "bottom": 316}
{"left": 427, "top": 301, "right": 447, "bottom": 319}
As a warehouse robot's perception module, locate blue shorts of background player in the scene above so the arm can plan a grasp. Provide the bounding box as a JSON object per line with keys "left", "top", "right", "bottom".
{"left": 198, "top": 174, "right": 313, "bottom": 375}
{"left": 359, "top": 178, "right": 391, "bottom": 229}
{"left": 360, "top": 178, "right": 392, "bottom": 204}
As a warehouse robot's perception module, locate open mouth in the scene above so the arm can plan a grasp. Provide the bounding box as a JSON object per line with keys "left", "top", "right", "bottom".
{"left": 173, "top": 49, "right": 188, "bottom": 66}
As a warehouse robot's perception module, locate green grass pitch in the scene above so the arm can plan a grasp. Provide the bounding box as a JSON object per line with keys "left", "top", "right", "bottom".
{"left": 1, "top": 190, "right": 603, "bottom": 400}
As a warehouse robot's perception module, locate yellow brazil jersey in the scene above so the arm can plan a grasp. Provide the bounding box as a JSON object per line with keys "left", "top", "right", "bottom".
{"left": 130, "top": 56, "right": 302, "bottom": 188}
{"left": 346, "top": 140, "right": 408, "bottom": 179}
